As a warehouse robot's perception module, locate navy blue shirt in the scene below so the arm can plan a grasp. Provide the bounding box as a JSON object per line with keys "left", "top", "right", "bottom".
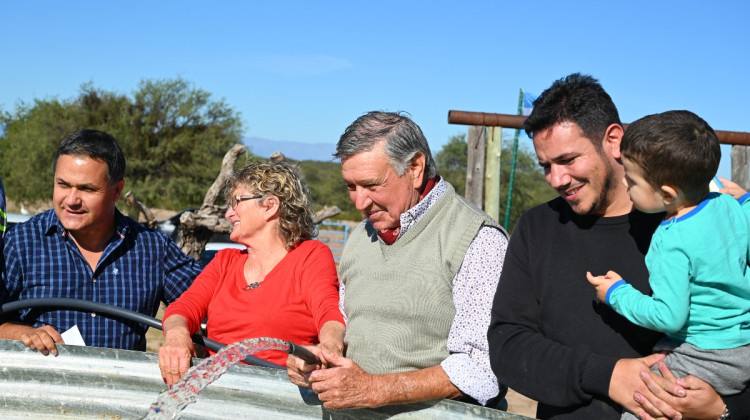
{"left": 1, "top": 209, "right": 201, "bottom": 350}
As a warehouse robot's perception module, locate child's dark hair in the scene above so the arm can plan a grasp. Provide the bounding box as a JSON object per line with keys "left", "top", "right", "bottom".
{"left": 621, "top": 110, "right": 720, "bottom": 203}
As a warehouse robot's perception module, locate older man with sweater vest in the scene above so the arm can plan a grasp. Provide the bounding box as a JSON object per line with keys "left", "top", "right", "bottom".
{"left": 287, "top": 111, "right": 508, "bottom": 409}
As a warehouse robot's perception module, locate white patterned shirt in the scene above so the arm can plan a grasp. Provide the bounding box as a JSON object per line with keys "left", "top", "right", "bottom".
{"left": 340, "top": 179, "right": 507, "bottom": 404}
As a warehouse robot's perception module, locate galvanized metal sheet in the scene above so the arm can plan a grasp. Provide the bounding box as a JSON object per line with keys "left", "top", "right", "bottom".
{"left": 0, "top": 340, "right": 530, "bottom": 419}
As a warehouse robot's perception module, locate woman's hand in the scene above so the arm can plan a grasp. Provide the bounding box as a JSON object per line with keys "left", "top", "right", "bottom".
{"left": 287, "top": 320, "right": 345, "bottom": 387}
{"left": 287, "top": 345, "right": 325, "bottom": 387}
{"left": 317, "top": 320, "right": 345, "bottom": 358}
{"left": 158, "top": 317, "right": 197, "bottom": 386}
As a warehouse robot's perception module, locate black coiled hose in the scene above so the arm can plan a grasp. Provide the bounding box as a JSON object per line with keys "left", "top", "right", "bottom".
{"left": 0, "top": 298, "right": 320, "bottom": 369}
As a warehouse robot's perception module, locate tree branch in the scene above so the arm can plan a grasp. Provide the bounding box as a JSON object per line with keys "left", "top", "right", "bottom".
{"left": 202, "top": 144, "right": 247, "bottom": 208}
{"left": 125, "top": 191, "right": 158, "bottom": 229}
{"left": 178, "top": 144, "right": 247, "bottom": 259}
{"left": 313, "top": 206, "right": 341, "bottom": 224}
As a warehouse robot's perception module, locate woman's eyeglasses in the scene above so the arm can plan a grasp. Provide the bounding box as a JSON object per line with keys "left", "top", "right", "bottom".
{"left": 228, "top": 194, "right": 262, "bottom": 209}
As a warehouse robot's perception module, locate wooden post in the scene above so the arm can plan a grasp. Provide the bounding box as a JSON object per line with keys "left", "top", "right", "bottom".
{"left": 484, "top": 126, "right": 502, "bottom": 222}
{"left": 731, "top": 145, "right": 750, "bottom": 189}
{"left": 466, "top": 126, "right": 486, "bottom": 208}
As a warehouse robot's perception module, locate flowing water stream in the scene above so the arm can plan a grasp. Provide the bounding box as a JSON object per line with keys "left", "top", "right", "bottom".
{"left": 143, "top": 337, "right": 290, "bottom": 419}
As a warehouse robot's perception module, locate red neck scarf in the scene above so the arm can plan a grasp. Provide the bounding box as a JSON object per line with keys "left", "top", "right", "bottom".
{"left": 377, "top": 176, "right": 440, "bottom": 245}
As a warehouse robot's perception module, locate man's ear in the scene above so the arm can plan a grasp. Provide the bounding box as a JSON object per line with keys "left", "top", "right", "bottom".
{"left": 660, "top": 185, "right": 679, "bottom": 206}
{"left": 603, "top": 124, "right": 625, "bottom": 159}
{"left": 113, "top": 180, "right": 125, "bottom": 202}
{"left": 408, "top": 152, "right": 426, "bottom": 189}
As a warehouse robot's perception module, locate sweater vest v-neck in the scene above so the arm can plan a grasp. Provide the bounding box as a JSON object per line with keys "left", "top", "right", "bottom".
{"left": 340, "top": 183, "right": 500, "bottom": 374}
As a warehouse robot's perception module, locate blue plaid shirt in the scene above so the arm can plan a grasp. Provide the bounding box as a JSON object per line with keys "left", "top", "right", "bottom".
{"left": 1, "top": 209, "right": 201, "bottom": 350}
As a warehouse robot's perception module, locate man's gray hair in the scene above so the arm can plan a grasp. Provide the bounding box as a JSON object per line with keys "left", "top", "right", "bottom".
{"left": 334, "top": 111, "right": 438, "bottom": 179}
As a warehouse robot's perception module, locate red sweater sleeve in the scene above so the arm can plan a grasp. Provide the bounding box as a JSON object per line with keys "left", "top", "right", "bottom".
{"left": 163, "top": 248, "right": 239, "bottom": 333}
{"left": 298, "top": 241, "right": 345, "bottom": 331}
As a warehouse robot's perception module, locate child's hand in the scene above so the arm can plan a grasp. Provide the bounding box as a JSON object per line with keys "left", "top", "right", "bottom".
{"left": 717, "top": 177, "right": 747, "bottom": 199}
{"left": 586, "top": 270, "right": 622, "bottom": 303}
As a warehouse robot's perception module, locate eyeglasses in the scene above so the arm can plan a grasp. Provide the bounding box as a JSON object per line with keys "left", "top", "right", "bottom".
{"left": 228, "top": 194, "right": 263, "bottom": 209}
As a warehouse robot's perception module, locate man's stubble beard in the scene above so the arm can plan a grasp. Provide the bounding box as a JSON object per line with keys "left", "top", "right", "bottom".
{"left": 579, "top": 158, "right": 618, "bottom": 217}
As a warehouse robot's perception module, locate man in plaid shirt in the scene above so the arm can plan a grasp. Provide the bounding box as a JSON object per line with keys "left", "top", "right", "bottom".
{"left": 0, "top": 129, "right": 201, "bottom": 354}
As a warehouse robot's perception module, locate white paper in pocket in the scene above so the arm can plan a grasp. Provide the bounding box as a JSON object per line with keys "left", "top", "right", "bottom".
{"left": 61, "top": 325, "right": 86, "bottom": 346}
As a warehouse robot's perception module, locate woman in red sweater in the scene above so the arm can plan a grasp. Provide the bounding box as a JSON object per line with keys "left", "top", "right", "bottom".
{"left": 158, "top": 161, "right": 345, "bottom": 385}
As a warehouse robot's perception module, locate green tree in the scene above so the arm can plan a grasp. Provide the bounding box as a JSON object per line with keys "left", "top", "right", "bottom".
{"left": 295, "top": 159, "right": 360, "bottom": 221}
{"left": 0, "top": 98, "right": 86, "bottom": 203}
{"left": 434, "top": 131, "right": 555, "bottom": 232}
{"left": 500, "top": 136, "right": 557, "bottom": 232}
{"left": 123, "top": 78, "right": 243, "bottom": 209}
{"left": 435, "top": 134, "right": 468, "bottom": 196}
{"left": 0, "top": 78, "right": 243, "bottom": 210}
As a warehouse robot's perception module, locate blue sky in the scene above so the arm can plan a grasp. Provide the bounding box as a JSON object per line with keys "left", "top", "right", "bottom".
{"left": 2, "top": 1, "right": 748, "bottom": 178}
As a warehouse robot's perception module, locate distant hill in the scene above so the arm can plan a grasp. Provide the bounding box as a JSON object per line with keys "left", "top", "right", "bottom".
{"left": 244, "top": 136, "right": 337, "bottom": 162}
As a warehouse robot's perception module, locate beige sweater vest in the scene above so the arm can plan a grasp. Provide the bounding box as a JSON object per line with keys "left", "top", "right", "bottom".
{"left": 340, "top": 183, "right": 500, "bottom": 374}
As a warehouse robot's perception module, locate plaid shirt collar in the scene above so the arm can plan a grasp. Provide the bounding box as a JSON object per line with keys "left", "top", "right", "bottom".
{"left": 42, "top": 208, "right": 130, "bottom": 240}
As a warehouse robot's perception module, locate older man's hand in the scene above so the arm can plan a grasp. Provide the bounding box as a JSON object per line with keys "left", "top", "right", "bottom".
{"left": 307, "top": 348, "right": 382, "bottom": 409}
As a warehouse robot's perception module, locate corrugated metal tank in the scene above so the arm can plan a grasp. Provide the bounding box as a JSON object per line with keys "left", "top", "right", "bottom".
{"left": 0, "top": 340, "right": 530, "bottom": 419}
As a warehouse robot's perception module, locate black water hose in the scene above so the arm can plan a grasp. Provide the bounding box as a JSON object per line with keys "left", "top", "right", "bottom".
{"left": 0, "top": 298, "right": 320, "bottom": 369}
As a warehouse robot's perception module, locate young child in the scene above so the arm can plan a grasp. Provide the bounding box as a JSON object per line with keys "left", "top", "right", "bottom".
{"left": 586, "top": 110, "right": 750, "bottom": 419}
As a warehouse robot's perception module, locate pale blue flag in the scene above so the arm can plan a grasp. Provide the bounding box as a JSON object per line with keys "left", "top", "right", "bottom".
{"left": 522, "top": 92, "right": 537, "bottom": 116}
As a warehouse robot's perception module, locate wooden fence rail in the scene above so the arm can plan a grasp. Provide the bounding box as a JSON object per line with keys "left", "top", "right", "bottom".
{"left": 448, "top": 110, "right": 750, "bottom": 191}
{"left": 447, "top": 110, "right": 750, "bottom": 146}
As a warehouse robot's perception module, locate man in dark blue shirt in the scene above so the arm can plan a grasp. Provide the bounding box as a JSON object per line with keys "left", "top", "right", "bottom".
{"left": 0, "top": 129, "right": 201, "bottom": 354}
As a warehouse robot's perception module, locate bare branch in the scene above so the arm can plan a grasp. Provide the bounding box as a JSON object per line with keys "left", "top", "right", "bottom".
{"left": 313, "top": 206, "right": 341, "bottom": 224}
{"left": 201, "top": 144, "right": 247, "bottom": 208}
{"left": 125, "top": 191, "right": 158, "bottom": 229}
{"left": 179, "top": 144, "right": 246, "bottom": 259}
